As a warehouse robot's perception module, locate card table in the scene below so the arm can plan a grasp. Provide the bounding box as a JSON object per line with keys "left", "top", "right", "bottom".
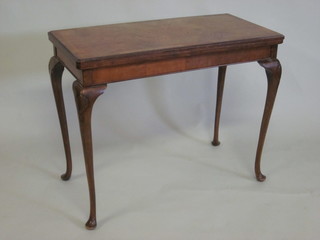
{"left": 48, "top": 14, "right": 284, "bottom": 229}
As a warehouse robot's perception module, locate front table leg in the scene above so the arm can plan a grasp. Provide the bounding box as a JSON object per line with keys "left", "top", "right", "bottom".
{"left": 73, "top": 80, "right": 107, "bottom": 229}
{"left": 255, "top": 58, "right": 282, "bottom": 182}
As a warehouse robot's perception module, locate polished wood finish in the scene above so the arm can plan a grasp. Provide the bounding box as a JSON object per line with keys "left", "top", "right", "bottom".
{"left": 212, "top": 66, "right": 227, "bottom": 146}
{"left": 49, "top": 14, "right": 283, "bottom": 86}
{"left": 255, "top": 59, "right": 282, "bottom": 181}
{"left": 48, "top": 14, "right": 284, "bottom": 229}
{"left": 49, "top": 56, "right": 72, "bottom": 181}
{"left": 73, "top": 81, "right": 106, "bottom": 230}
{"left": 90, "top": 46, "right": 271, "bottom": 85}
{"left": 50, "top": 14, "right": 282, "bottom": 70}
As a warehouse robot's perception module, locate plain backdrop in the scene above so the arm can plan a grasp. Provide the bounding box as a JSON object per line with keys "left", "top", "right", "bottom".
{"left": 1, "top": 0, "right": 320, "bottom": 239}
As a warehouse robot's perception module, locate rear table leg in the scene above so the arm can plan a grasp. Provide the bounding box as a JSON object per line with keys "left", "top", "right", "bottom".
{"left": 212, "top": 66, "right": 227, "bottom": 146}
{"left": 49, "top": 56, "right": 72, "bottom": 180}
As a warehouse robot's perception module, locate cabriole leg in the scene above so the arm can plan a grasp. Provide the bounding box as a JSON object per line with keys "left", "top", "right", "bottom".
{"left": 255, "top": 58, "right": 282, "bottom": 182}
{"left": 73, "top": 80, "right": 107, "bottom": 230}
{"left": 49, "top": 56, "right": 72, "bottom": 180}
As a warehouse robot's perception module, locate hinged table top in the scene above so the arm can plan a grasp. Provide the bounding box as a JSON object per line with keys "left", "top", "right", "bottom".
{"left": 49, "top": 14, "right": 284, "bottom": 70}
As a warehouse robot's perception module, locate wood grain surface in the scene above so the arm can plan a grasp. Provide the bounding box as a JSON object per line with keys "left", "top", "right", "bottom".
{"left": 49, "top": 14, "right": 284, "bottom": 69}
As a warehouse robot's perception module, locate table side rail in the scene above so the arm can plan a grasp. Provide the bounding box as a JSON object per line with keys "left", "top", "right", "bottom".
{"left": 56, "top": 48, "right": 83, "bottom": 81}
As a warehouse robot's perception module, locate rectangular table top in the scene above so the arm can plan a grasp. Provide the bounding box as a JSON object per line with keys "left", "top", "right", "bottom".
{"left": 48, "top": 14, "right": 284, "bottom": 70}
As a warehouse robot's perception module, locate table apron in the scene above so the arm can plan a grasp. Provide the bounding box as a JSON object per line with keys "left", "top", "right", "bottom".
{"left": 76, "top": 46, "right": 272, "bottom": 86}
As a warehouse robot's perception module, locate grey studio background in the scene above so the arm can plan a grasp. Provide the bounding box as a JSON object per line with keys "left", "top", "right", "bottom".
{"left": 0, "top": 0, "right": 319, "bottom": 239}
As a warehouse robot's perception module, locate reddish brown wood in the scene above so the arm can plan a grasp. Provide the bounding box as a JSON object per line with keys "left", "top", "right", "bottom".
{"left": 90, "top": 47, "right": 270, "bottom": 86}
{"left": 212, "top": 66, "right": 227, "bottom": 146}
{"left": 48, "top": 14, "right": 284, "bottom": 229}
{"left": 48, "top": 14, "right": 283, "bottom": 70}
{"left": 72, "top": 81, "right": 107, "bottom": 230}
{"left": 255, "top": 58, "right": 282, "bottom": 182}
{"left": 49, "top": 56, "right": 72, "bottom": 180}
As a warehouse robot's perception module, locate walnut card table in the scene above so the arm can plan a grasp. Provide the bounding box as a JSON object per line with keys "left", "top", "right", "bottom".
{"left": 48, "top": 14, "right": 284, "bottom": 229}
